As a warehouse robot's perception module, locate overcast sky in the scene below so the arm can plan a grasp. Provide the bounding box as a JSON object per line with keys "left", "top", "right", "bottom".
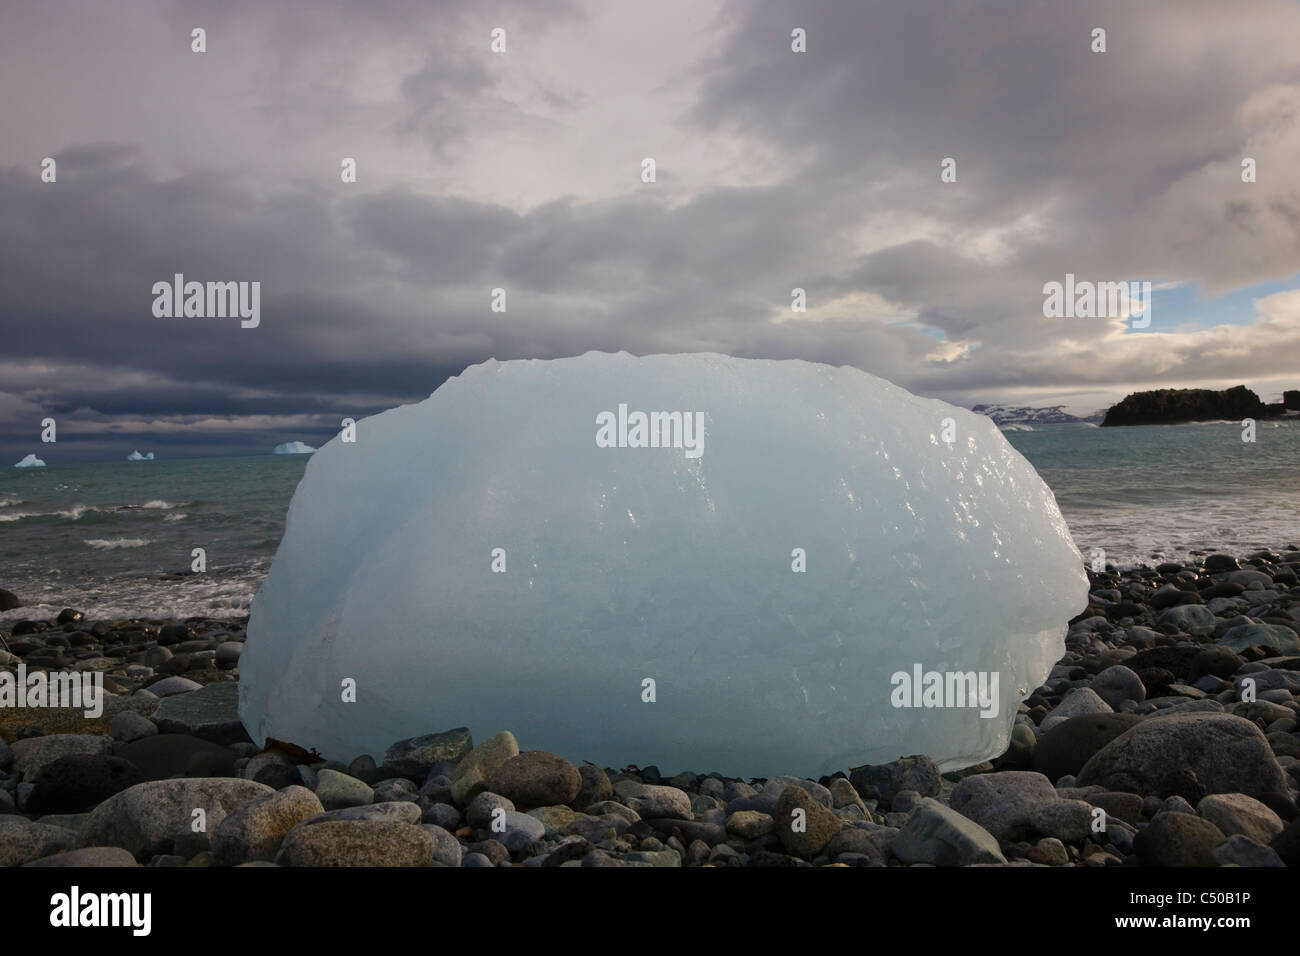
{"left": 3, "top": 0, "right": 1299, "bottom": 460}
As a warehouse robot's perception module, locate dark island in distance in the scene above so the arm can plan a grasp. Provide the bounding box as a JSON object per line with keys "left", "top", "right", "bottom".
{"left": 972, "top": 387, "right": 1300, "bottom": 429}
{"left": 1101, "top": 386, "right": 1300, "bottom": 427}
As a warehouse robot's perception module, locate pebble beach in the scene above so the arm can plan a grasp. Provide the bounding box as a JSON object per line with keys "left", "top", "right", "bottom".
{"left": 2, "top": 546, "right": 1299, "bottom": 868}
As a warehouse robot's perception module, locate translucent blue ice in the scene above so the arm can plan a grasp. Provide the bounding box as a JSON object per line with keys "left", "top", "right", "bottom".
{"left": 240, "top": 352, "right": 1087, "bottom": 777}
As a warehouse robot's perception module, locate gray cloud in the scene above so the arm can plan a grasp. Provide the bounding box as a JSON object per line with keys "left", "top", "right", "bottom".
{"left": 1, "top": 0, "right": 1299, "bottom": 461}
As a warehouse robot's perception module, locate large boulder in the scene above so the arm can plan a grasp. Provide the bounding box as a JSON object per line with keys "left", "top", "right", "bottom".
{"left": 81, "top": 778, "right": 275, "bottom": 859}
{"left": 1076, "top": 714, "right": 1289, "bottom": 801}
{"left": 26, "top": 754, "right": 145, "bottom": 813}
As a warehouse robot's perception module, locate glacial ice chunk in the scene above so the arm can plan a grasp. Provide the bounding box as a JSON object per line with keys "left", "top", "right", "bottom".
{"left": 240, "top": 352, "right": 1088, "bottom": 777}
{"left": 14, "top": 454, "right": 45, "bottom": 468}
{"left": 127, "top": 450, "right": 155, "bottom": 461}
{"left": 273, "top": 441, "right": 316, "bottom": 455}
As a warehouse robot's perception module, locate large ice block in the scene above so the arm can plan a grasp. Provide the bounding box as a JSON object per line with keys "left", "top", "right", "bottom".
{"left": 239, "top": 352, "right": 1087, "bottom": 777}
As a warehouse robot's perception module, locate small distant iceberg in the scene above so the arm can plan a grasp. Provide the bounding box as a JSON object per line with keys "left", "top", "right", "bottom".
{"left": 274, "top": 441, "right": 316, "bottom": 455}
{"left": 127, "top": 450, "right": 155, "bottom": 461}
{"left": 14, "top": 454, "right": 45, "bottom": 468}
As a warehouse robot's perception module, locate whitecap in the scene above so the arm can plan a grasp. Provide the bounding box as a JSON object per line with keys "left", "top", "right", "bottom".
{"left": 84, "top": 537, "right": 152, "bottom": 550}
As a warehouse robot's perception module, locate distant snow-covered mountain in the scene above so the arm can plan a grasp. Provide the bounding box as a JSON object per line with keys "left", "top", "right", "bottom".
{"left": 971, "top": 404, "right": 1104, "bottom": 426}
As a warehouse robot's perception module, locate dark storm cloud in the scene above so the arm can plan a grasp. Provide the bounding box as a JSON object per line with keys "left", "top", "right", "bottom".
{"left": 0, "top": 142, "right": 939, "bottom": 461}
{"left": 1, "top": 0, "right": 1299, "bottom": 461}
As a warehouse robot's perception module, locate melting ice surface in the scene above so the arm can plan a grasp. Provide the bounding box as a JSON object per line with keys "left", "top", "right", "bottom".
{"left": 240, "top": 353, "right": 1088, "bottom": 777}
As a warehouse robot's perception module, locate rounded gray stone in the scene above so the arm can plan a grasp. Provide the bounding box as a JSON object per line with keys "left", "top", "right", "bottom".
{"left": 147, "top": 676, "right": 204, "bottom": 697}
{"left": 612, "top": 780, "right": 691, "bottom": 820}
{"left": 314, "top": 768, "right": 374, "bottom": 810}
{"left": 1077, "top": 713, "right": 1290, "bottom": 801}
{"left": 1092, "top": 665, "right": 1146, "bottom": 708}
{"left": 467, "top": 791, "right": 515, "bottom": 829}
{"left": 420, "top": 823, "right": 463, "bottom": 866}
{"left": 110, "top": 710, "right": 158, "bottom": 743}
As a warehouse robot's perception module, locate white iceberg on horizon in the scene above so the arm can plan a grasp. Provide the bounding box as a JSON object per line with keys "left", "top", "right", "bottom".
{"left": 14, "top": 454, "right": 46, "bottom": 468}
{"left": 273, "top": 441, "right": 316, "bottom": 455}
{"left": 127, "top": 450, "right": 155, "bottom": 461}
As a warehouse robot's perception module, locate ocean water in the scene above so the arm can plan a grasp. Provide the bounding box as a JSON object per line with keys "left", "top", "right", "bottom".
{"left": 1, "top": 455, "right": 307, "bottom": 621}
{"left": 2, "top": 420, "right": 1297, "bottom": 621}
{"left": 1003, "top": 419, "right": 1300, "bottom": 567}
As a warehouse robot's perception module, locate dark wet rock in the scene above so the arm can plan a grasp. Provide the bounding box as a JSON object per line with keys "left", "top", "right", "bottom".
{"left": 1032, "top": 713, "right": 1143, "bottom": 782}
{"left": 116, "top": 734, "right": 238, "bottom": 780}
{"left": 27, "top": 754, "right": 145, "bottom": 813}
